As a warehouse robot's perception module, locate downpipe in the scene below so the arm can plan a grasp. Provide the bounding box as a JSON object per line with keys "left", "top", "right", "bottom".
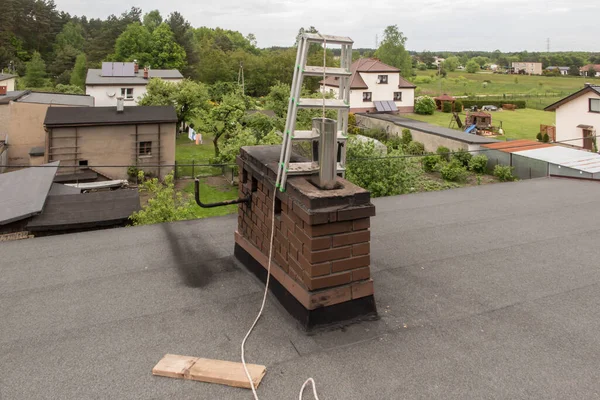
{"left": 194, "top": 178, "right": 251, "bottom": 208}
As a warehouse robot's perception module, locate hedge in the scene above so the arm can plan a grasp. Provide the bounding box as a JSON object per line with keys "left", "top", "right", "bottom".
{"left": 461, "top": 100, "right": 527, "bottom": 109}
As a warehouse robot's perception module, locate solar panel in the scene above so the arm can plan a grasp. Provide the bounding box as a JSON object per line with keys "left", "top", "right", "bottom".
{"left": 101, "top": 62, "right": 113, "bottom": 77}
{"left": 374, "top": 100, "right": 398, "bottom": 112}
{"left": 112, "top": 62, "right": 124, "bottom": 77}
{"left": 122, "top": 63, "right": 135, "bottom": 76}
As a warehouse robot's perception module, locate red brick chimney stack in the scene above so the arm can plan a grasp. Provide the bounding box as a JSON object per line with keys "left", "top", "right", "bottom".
{"left": 134, "top": 61, "right": 139, "bottom": 73}
{"left": 143, "top": 67, "right": 149, "bottom": 79}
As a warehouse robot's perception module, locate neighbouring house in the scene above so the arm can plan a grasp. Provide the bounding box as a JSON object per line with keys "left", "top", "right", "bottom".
{"left": 544, "top": 84, "right": 600, "bottom": 150}
{"left": 0, "top": 161, "right": 140, "bottom": 237}
{"left": 43, "top": 104, "right": 178, "bottom": 180}
{"left": 580, "top": 64, "right": 600, "bottom": 78}
{"left": 0, "top": 91, "right": 94, "bottom": 168}
{"left": 511, "top": 62, "right": 543, "bottom": 75}
{"left": 86, "top": 62, "right": 183, "bottom": 107}
{"left": 546, "top": 66, "right": 570, "bottom": 76}
{"left": 0, "top": 73, "right": 17, "bottom": 92}
{"left": 320, "top": 58, "right": 416, "bottom": 113}
{"left": 433, "top": 57, "right": 445, "bottom": 67}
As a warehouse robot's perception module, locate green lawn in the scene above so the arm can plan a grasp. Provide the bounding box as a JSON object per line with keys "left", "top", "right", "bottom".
{"left": 183, "top": 179, "right": 238, "bottom": 218}
{"left": 403, "top": 108, "right": 556, "bottom": 141}
{"left": 175, "top": 133, "right": 226, "bottom": 177}
{"left": 412, "top": 70, "right": 598, "bottom": 110}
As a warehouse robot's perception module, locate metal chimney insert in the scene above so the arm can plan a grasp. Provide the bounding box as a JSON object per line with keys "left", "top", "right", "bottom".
{"left": 311, "top": 117, "right": 338, "bottom": 189}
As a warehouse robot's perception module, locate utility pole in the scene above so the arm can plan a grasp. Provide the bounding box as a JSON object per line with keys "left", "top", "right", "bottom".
{"left": 547, "top": 38, "right": 550, "bottom": 53}
{"left": 375, "top": 34, "right": 378, "bottom": 48}
{"left": 237, "top": 62, "right": 245, "bottom": 96}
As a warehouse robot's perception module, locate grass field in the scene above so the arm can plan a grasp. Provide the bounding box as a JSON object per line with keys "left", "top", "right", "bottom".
{"left": 403, "top": 108, "right": 556, "bottom": 141}
{"left": 412, "top": 70, "right": 598, "bottom": 110}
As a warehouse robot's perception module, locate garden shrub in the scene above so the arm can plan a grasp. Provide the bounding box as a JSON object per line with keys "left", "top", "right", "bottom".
{"left": 436, "top": 146, "right": 451, "bottom": 161}
{"left": 452, "top": 148, "right": 472, "bottom": 167}
{"left": 406, "top": 141, "right": 425, "bottom": 155}
{"left": 536, "top": 132, "right": 543, "bottom": 142}
{"left": 348, "top": 113, "right": 360, "bottom": 135}
{"left": 493, "top": 165, "right": 515, "bottom": 182}
{"left": 386, "top": 135, "right": 404, "bottom": 151}
{"left": 440, "top": 160, "right": 468, "bottom": 182}
{"left": 401, "top": 128, "right": 412, "bottom": 146}
{"left": 362, "top": 128, "right": 388, "bottom": 142}
{"left": 422, "top": 154, "right": 442, "bottom": 172}
{"left": 442, "top": 101, "right": 453, "bottom": 113}
{"left": 415, "top": 96, "right": 436, "bottom": 115}
{"left": 454, "top": 99, "right": 463, "bottom": 112}
{"left": 127, "top": 166, "right": 140, "bottom": 180}
{"left": 542, "top": 133, "right": 550, "bottom": 143}
{"left": 469, "top": 154, "right": 488, "bottom": 173}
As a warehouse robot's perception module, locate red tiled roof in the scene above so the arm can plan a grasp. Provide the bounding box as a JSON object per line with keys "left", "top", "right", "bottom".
{"left": 481, "top": 139, "right": 554, "bottom": 153}
{"left": 322, "top": 58, "right": 413, "bottom": 89}
{"left": 469, "top": 111, "right": 491, "bottom": 118}
{"left": 580, "top": 64, "right": 600, "bottom": 71}
{"left": 434, "top": 94, "right": 455, "bottom": 101}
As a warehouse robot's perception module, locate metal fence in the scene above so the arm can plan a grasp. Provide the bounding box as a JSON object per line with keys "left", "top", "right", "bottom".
{"left": 174, "top": 161, "right": 238, "bottom": 183}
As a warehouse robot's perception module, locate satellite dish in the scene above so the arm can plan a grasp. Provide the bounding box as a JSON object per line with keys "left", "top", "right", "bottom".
{"left": 106, "top": 91, "right": 116, "bottom": 97}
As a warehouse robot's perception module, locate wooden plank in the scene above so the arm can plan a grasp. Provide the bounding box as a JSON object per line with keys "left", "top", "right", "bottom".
{"left": 152, "top": 354, "right": 266, "bottom": 389}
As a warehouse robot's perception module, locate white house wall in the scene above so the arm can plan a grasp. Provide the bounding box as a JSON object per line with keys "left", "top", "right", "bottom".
{"left": 0, "top": 78, "right": 16, "bottom": 92}
{"left": 555, "top": 91, "right": 600, "bottom": 148}
{"left": 86, "top": 78, "right": 183, "bottom": 107}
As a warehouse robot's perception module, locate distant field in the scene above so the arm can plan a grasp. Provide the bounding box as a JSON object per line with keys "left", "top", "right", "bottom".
{"left": 412, "top": 71, "right": 598, "bottom": 110}
{"left": 403, "top": 108, "right": 556, "bottom": 141}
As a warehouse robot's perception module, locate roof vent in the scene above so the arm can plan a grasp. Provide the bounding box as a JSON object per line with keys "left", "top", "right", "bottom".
{"left": 116, "top": 97, "right": 124, "bottom": 113}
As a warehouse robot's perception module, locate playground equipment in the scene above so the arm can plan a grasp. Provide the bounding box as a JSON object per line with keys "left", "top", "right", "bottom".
{"left": 449, "top": 111, "right": 504, "bottom": 136}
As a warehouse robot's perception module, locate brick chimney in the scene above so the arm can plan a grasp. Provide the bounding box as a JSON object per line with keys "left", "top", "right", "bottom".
{"left": 134, "top": 60, "right": 139, "bottom": 73}
{"left": 0, "top": 86, "right": 6, "bottom": 96}
{"left": 234, "top": 146, "right": 377, "bottom": 330}
{"left": 143, "top": 67, "right": 149, "bottom": 79}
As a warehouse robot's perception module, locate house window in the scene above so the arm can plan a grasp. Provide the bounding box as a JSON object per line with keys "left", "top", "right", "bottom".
{"left": 590, "top": 98, "right": 600, "bottom": 113}
{"left": 377, "top": 75, "right": 388, "bottom": 84}
{"left": 363, "top": 92, "right": 372, "bottom": 102}
{"left": 394, "top": 92, "right": 403, "bottom": 101}
{"left": 78, "top": 160, "right": 88, "bottom": 166}
{"left": 121, "top": 88, "right": 134, "bottom": 99}
{"left": 139, "top": 141, "right": 152, "bottom": 156}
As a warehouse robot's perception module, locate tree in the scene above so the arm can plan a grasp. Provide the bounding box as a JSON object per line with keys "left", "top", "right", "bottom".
{"left": 167, "top": 12, "right": 199, "bottom": 78}
{"left": 197, "top": 93, "right": 246, "bottom": 159}
{"left": 130, "top": 172, "right": 195, "bottom": 225}
{"left": 466, "top": 60, "right": 480, "bottom": 73}
{"left": 588, "top": 66, "right": 597, "bottom": 78}
{"left": 143, "top": 10, "right": 163, "bottom": 33}
{"left": 568, "top": 63, "right": 582, "bottom": 76}
{"left": 112, "top": 22, "right": 152, "bottom": 65}
{"left": 443, "top": 56, "right": 460, "bottom": 72}
{"left": 54, "top": 21, "right": 85, "bottom": 53}
{"left": 54, "top": 84, "right": 84, "bottom": 94}
{"left": 139, "top": 78, "right": 210, "bottom": 129}
{"left": 150, "top": 23, "right": 186, "bottom": 70}
{"left": 70, "top": 53, "right": 87, "bottom": 88}
{"left": 414, "top": 96, "right": 436, "bottom": 115}
{"left": 24, "top": 51, "right": 47, "bottom": 88}
{"left": 265, "top": 82, "right": 291, "bottom": 118}
{"left": 420, "top": 50, "right": 435, "bottom": 67}
{"left": 375, "top": 25, "right": 412, "bottom": 76}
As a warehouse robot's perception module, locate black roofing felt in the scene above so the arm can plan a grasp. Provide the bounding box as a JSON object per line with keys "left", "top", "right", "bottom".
{"left": 3, "top": 178, "right": 600, "bottom": 399}
{"left": 26, "top": 189, "right": 140, "bottom": 230}
{"left": 44, "top": 106, "right": 177, "bottom": 127}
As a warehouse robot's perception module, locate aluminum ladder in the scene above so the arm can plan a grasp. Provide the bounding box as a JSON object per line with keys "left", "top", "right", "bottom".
{"left": 275, "top": 32, "right": 353, "bottom": 192}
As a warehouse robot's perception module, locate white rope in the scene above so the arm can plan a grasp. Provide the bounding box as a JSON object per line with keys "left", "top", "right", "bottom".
{"left": 240, "top": 32, "right": 324, "bottom": 400}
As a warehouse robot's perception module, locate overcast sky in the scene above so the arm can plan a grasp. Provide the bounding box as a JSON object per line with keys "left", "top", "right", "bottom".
{"left": 54, "top": 0, "right": 599, "bottom": 52}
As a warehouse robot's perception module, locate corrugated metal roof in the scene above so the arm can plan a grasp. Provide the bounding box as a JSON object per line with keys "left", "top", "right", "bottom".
{"left": 17, "top": 92, "right": 94, "bottom": 106}
{"left": 481, "top": 139, "right": 554, "bottom": 153}
{"left": 514, "top": 146, "right": 600, "bottom": 173}
{"left": 85, "top": 69, "right": 183, "bottom": 85}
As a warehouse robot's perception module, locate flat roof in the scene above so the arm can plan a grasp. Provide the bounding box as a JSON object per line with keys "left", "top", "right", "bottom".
{"left": 44, "top": 106, "right": 177, "bottom": 127}
{"left": 16, "top": 91, "right": 94, "bottom": 106}
{"left": 85, "top": 69, "right": 183, "bottom": 85}
{"left": 481, "top": 139, "right": 554, "bottom": 153}
{"left": 0, "top": 162, "right": 58, "bottom": 225}
{"left": 0, "top": 90, "right": 28, "bottom": 104}
{"left": 2, "top": 178, "right": 600, "bottom": 398}
{"left": 360, "top": 113, "right": 500, "bottom": 145}
{"left": 514, "top": 145, "right": 600, "bottom": 173}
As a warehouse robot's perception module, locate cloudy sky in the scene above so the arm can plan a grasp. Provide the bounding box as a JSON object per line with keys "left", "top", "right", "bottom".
{"left": 54, "top": 0, "right": 598, "bottom": 52}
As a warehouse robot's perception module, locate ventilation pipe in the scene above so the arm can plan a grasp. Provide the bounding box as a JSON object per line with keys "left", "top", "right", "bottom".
{"left": 116, "top": 97, "right": 124, "bottom": 112}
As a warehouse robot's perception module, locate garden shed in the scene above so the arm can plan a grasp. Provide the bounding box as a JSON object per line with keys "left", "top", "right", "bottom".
{"left": 434, "top": 94, "right": 455, "bottom": 111}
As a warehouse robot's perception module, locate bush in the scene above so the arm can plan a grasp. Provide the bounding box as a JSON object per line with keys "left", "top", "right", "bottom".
{"left": 469, "top": 154, "right": 488, "bottom": 173}
{"left": 362, "top": 128, "right": 387, "bottom": 142}
{"left": 452, "top": 149, "right": 472, "bottom": 167}
{"left": 440, "top": 160, "right": 468, "bottom": 182}
{"left": 461, "top": 100, "right": 526, "bottom": 109}
{"left": 436, "top": 146, "right": 451, "bottom": 161}
{"left": 386, "top": 135, "right": 403, "bottom": 151}
{"left": 442, "top": 101, "right": 453, "bottom": 113}
{"left": 536, "top": 132, "right": 543, "bottom": 142}
{"left": 493, "top": 165, "right": 515, "bottom": 182}
{"left": 127, "top": 166, "right": 139, "bottom": 180}
{"left": 406, "top": 141, "right": 425, "bottom": 155}
{"left": 422, "top": 154, "right": 442, "bottom": 172}
{"left": 542, "top": 133, "right": 550, "bottom": 143}
{"left": 415, "top": 95, "right": 436, "bottom": 115}
{"left": 346, "top": 138, "right": 417, "bottom": 197}
{"left": 348, "top": 113, "right": 360, "bottom": 135}
{"left": 401, "top": 128, "right": 412, "bottom": 146}
{"left": 454, "top": 99, "right": 463, "bottom": 112}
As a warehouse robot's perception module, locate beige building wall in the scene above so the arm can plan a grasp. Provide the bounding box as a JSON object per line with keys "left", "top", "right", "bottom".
{"left": 555, "top": 91, "right": 600, "bottom": 148}
{"left": 6, "top": 102, "right": 54, "bottom": 166}
{"left": 0, "top": 104, "right": 9, "bottom": 140}
{"left": 47, "top": 123, "right": 176, "bottom": 180}
{"left": 0, "top": 77, "right": 16, "bottom": 92}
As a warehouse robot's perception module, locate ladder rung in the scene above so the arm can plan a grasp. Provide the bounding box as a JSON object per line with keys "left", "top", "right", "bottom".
{"left": 292, "top": 130, "right": 347, "bottom": 141}
{"left": 286, "top": 162, "right": 346, "bottom": 176}
{"left": 302, "top": 66, "right": 351, "bottom": 77}
{"left": 297, "top": 99, "right": 349, "bottom": 109}
{"left": 303, "top": 33, "right": 353, "bottom": 45}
